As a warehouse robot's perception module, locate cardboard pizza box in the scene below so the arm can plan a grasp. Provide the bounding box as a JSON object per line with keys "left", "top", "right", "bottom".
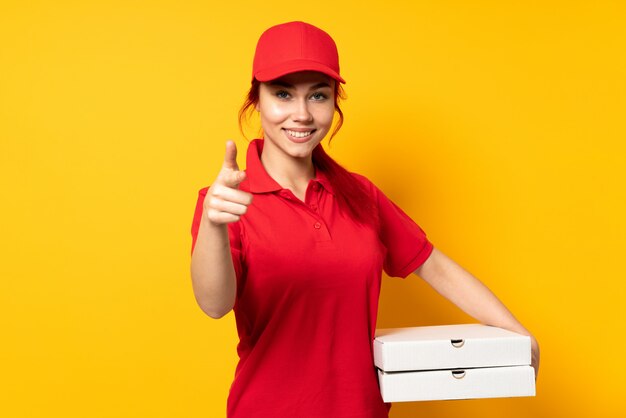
{"left": 373, "top": 324, "right": 536, "bottom": 402}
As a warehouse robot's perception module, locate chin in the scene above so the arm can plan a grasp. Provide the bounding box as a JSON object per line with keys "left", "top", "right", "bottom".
{"left": 284, "top": 144, "right": 316, "bottom": 159}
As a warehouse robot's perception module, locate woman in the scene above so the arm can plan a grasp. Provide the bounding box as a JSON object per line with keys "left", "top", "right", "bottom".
{"left": 190, "top": 21, "right": 540, "bottom": 418}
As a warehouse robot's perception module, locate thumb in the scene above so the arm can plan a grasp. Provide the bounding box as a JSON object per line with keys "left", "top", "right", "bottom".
{"left": 222, "top": 140, "right": 239, "bottom": 171}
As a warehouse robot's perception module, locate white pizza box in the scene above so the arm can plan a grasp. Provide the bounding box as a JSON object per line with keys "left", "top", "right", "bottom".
{"left": 374, "top": 323, "right": 531, "bottom": 371}
{"left": 377, "top": 365, "right": 535, "bottom": 402}
{"left": 373, "top": 324, "right": 535, "bottom": 402}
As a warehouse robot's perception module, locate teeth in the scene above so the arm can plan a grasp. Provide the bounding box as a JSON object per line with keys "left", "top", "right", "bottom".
{"left": 286, "top": 130, "right": 313, "bottom": 138}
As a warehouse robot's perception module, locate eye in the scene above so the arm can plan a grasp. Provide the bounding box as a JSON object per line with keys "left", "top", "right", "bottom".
{"left": 310, "top": 92, "right": 328, "bottom": 101}
{"left": 276, "top": 90, "right": 290, "bottom": 99}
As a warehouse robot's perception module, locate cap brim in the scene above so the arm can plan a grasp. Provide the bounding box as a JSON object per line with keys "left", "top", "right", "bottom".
{"left": 254, "top": 59, "right": 346, "bottom": 84}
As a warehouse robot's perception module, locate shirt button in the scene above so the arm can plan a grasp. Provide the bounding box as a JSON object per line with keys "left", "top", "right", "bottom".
{"left": 280, "top": 190, "right": 292, "bottom": 199}
{"left": 310, "top": 204, "right": 317, "bottom": 210}
{"left": 312, "top": 183, "right": 320, "bottom": 191}
{"left": 314, "top": 222, "right": 321, "bottom": 229}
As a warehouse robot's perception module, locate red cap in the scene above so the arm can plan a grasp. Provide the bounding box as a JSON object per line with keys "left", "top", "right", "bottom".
{"left": 252, "top": 21, "right": 346, "bottom": 84}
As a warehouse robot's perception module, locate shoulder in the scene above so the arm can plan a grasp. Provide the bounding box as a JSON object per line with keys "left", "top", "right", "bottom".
{"left": 347, "top": 171, "right": 375, "bottom": 190}
{"left": 348, "top": 171, "right": 385, "bottom": 199}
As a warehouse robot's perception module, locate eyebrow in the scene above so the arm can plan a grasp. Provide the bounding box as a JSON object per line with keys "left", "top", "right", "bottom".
{"left": 268, "top": 80, "right": 332, "bottom": 89}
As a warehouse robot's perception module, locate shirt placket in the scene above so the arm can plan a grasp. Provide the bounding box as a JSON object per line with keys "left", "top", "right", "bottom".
{"left": 278, "top": 181, "right": 331, "bottom": 242}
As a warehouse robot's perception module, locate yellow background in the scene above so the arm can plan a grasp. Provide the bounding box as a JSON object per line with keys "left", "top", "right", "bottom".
{"left": 1, "top": 1, "right": 624, "bottom": 417}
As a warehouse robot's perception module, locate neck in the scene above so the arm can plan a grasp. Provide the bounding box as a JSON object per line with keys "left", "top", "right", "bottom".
{"left": 260, "top": 139, "right": 316, "bottom": 190}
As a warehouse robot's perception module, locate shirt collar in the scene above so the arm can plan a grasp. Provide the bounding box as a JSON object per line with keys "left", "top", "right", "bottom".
{"left": 245, "top": 138, "right": 335, "bottom": 196}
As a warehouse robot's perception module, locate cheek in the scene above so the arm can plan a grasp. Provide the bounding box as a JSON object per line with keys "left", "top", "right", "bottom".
{"left": 314, "top": 105, "right": 335, "bottom": 128}
{"left": 259, "top": 102, "right": 289, "bottom": 125}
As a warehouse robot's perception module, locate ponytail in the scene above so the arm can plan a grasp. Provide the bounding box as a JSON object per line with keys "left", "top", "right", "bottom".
{"left": 311, "top": 143, "right": 378, "bottom": 228}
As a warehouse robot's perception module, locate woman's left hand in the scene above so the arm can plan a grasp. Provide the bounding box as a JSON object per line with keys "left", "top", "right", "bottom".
{"left": 529, "top": 335, "right": 540, "bottom": 381}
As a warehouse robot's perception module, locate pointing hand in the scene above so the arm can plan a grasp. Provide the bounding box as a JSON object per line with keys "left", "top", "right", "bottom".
{"left": 204, "top": 140, "right": 253, "bottom": 226}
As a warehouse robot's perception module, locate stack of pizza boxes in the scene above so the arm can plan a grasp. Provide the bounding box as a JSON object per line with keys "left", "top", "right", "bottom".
{"left": 373, "top": 324, "right": 536, "bottom": 402}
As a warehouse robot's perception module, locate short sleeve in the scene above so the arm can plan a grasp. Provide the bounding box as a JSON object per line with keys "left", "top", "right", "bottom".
{"left": 372, "top": 182, "right": 434, "bottom": 279}
{"left": 190, "top": 187, "right": 244, "bottom": 283}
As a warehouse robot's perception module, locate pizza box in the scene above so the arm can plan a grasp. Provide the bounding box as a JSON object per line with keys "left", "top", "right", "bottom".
{"left": 373, "top": 324, "right": 536, "bottom": 402}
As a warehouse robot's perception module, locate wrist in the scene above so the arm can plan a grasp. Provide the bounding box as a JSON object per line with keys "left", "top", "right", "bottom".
{"left": 201, "top": 211, "right": 228, "bottom": 231}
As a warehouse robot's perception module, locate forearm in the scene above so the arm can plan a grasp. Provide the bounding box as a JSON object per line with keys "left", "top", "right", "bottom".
{"left": 190, "top": 215, "right": 237, "bottom": 318}
{"left": 415, "top": 248, "right": 531, "bottom": 335}
{"left": 415, "top": 248, "right": 540, "bottom": 379}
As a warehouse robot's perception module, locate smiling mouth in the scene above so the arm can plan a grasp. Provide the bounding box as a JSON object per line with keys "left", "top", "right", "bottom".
{"left": 284, "top": 129, "right": 315, "bottom": 138}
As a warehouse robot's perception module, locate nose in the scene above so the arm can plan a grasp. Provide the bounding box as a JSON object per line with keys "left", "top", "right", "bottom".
{"left": 291, "top": 97, "right": 313, "bottom": 123}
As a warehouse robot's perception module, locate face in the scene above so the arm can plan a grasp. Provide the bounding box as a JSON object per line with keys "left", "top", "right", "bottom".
{"left": 256, "top": 71, "right": 336, "bottom": 160}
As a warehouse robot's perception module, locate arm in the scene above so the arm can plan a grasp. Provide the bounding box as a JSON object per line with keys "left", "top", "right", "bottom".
{"left": 191, "top": 216, "right": 237, "bottom": 319}
{"left": 190, "top": 140, "right": 252, "bottom": 319}
{"left": 414, "top": 247, "right": 540, "bottom": 380}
